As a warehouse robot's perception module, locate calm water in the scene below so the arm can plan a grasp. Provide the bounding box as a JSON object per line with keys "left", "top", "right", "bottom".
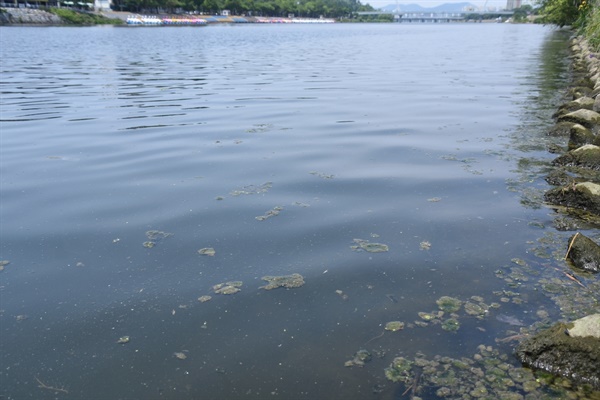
{"left": 1, "top": 23, "right": 572, "bottom": 399}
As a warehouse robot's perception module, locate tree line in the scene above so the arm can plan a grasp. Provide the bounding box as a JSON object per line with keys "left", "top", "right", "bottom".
{"left": 113, "top": 0, "right": 375, "bottom": 18}
{"left": 537, "top": 0, "right": 599, "bottom": 49}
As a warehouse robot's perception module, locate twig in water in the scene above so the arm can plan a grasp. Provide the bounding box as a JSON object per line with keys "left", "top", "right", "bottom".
{"left": 562, "top": 271, "right": 586, "bottom": 288}
{"left": 496, "top": 333, "right": 529, "bottom": 343}
{"left": 35, "top": 376, "right": 69, "bottom": 394}
{"left": 364, "top": 331, "right": 385, "bottom": 345}
{"left": 564, "top": 232, "right": 580, "bottom": 261}
{"left": 401, "top": 367, "right": 421, "bottom": 398}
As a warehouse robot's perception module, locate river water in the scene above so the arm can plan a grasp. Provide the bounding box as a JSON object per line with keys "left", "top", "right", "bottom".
{"left": 0, "top": 23, "right": 575, "bottom": 399}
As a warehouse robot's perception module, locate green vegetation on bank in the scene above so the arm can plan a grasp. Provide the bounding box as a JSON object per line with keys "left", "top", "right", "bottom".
{"left": 537, "top": 0, "right": 600, "bottom": 50}
{"left": 115, "top": 0, "right": 373, "bottom": 18}
{"left": 48, "top": 8, "right": 123, "bottom": 24}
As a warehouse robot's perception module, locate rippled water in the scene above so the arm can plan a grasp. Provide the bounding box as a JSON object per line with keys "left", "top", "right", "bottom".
{"left": 0, "top": 24, "right": 572, "bottom": 399}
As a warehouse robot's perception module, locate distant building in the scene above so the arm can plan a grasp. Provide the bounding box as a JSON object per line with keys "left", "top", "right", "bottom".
{"left": 95, "top": 0, "right": 110, "bottom": 10}
{"left": 506, "top": 0, "right": 522, "bottom": 10}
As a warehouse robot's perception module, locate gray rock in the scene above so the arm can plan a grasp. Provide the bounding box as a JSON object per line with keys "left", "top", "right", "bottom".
{"left": 568, "top": 314, "right": 600, "bottom": 337}
{"left": 515, "top": 315, "right": 600, "bottom": 389}
{"left": 568, "top": 124, "right": 599, "bottom": 150}
{"left": 548, "top": 121, "right": 578, "bottom": 137}
{"left": 554, "top": 97, "right": 595, "bottom": 119}
{"left": 558, "top": 109, "right": 600, "bottom": 132}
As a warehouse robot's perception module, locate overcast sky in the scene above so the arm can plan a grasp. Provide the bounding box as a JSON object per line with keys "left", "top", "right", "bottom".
{"left": 365, "top": 0, "right": 533, "bottom": 10}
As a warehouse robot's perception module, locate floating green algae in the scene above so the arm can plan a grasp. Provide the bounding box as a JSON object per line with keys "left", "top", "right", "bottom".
{"left": 436, "top": 296, "right": 462, "bottom": 313}
{"left": 213, "top": 281, "right": 243, "bottom": 295}
{"left": 350, "top": 239, "right": 389, "bottom": 253}
{"left": 198, "top": 247, "right": 216, "bottom": 256}
{"left": 384, "top": 321, "right": 405, "bottom": 332}
{"left": 260, "top": 273, "right": 304, "bottom": 290}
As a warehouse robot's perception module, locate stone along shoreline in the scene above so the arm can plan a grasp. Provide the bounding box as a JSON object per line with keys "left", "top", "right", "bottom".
{"left": 515, "top": 35, "right": 600, "bottom": 392}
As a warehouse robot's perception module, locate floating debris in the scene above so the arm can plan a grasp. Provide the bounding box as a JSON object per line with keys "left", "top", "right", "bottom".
{"left": 198, "top": 247, "right": 216, "bottom": 257}
{"left": 385, "top": 321, "right": 405, "bottom": 332}
{"left": 292, "top": 201, "right": 310, "bottom": 208}
{"left": 16, "top": 315, "right": 28, "bottom": 322}
{"left": 230, "top": 182, "right": 272, "bottom": 196}
{"left": 495, "top": 314, "right": 525, "bottom": 326}
{"left": 0, "top": 260, "right": 9, "bottom": 272}
{"left": 198, "top": 295, "right": 212, "bottom": 303}
{"left": 309, "top": 171, "right": 335, "bottom": 179}
{"left": 345, "top": 349, "right": 372, "bottom": 367}
{"left": 335, "top": 290, "right": 349, "bottom": 300}
{"left": 143, "top": 241, "right": 155, "bottom": 248}
{"left": 173, "top": 352, "right": 187, "bottom": 360}
{"left": 213, "top": 281, "right": 242, "bottom": 295}
{"left": 436, "top": 296, "right": 462, "bottom": 313}
{"left": 260, "top": 273, "right": 305, "bottom": 290}
{"left": 117, "top": 336, "right": 130, "bottom": 344}
{"left": 419, "top": 241, "right": 432, "bottom": 250}
{"left": 256, "top": 206, "right": 283, "bottom": 221}
{"left": 427, "top": 197, "right": 442, "bottom": 202}
{"left": 246, "top": 123, "right": 273, "bottom": 133}
{"left": 351, "top": 239, "right": 389, "bottom": 253}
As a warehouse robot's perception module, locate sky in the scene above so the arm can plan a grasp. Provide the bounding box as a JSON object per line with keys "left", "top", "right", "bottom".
{"left": 365, "top": 0, "right": 533, "bottom": 10}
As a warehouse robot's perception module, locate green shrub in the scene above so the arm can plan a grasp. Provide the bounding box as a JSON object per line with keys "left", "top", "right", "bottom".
{"left": 49, "top": 8, "right": 123, "bottom": 24}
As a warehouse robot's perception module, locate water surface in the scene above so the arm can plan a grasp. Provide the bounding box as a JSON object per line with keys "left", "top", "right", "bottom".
{"left": 0, "top": 23, "right": 575, "bottom": 399}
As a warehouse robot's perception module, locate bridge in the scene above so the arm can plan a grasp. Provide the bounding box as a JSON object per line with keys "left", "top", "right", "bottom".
{"left": 356, "top": 10, "right": 514, "bottom": 22}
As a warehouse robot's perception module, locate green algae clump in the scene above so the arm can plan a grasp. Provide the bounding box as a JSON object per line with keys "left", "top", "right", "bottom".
{"left": 385, "top": 321, "right": 405, "bottom": 332}
{"left": 260, "top": 273, "right": 305, "bottom": 290}
{"left": 385, "top": 357, "right": 414, "bottom": 383}
{"left": 436, "top": 296, "right": 462, "bottom": 313}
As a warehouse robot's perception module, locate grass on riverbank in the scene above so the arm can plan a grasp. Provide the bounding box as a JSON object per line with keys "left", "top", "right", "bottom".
{"left": 581, "top": 1, "right": 600, "bottom": 51}
{"left": 49, "top": 8, "right": 123, "bottom": 24}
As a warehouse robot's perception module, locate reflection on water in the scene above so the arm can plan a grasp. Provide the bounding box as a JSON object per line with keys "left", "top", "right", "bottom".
{"left": 0, "top": 24, "right": 585, "bottom": 398}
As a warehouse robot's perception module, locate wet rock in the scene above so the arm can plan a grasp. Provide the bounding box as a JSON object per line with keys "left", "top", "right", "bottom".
{"left": 568, "top": 86, "right": 594, "bottom": 99}
{"left": 515, "top": 315, "right": 600, "bottom": 390}
{"left": 553, "top": 97, "right": 595, "bottom": 119}
{"left": 545, "top": 182, "right": 600, "bottom": 214}
{"left": 552, "top": 144, "right": 600, "bottom": 171}
{"left": 545, "top": 169, "right": 575, "bottom": 187}
{"left": 548, "top": 121, "right": 578, "bottom": 137}
{"left": 566, "top": 233, "right": 600, "bottom": 273}
{"left": 568, "top": 124, "right": 600, "bottom": 150}
{"left": 557, "top": 109, "right": 600, "bottom": 132}
{"left": 594, "top": 96, "right": 600, "bottom": 112}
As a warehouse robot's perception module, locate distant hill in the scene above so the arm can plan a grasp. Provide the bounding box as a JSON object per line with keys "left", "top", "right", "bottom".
{"left": 379, "top": 2, "right": 478, "bottom": 12}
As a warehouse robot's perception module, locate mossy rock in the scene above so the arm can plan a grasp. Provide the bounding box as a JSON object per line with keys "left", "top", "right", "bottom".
{"left": 557, "top": 109, "right": 600, "bottom": 132}
{"left": 554, "top": 97, "right": 595, "bottom": 119}
{"left": 515, "top": 316, "right": 600, "bottom": 390}
{"left": 545, "top": 181, "right": 600, "bottom": 214}
{"left": 568, "top": 124, "right": 599, "bottom": 150}
{"left": 566, "top": 233, "right": 600, "bottom": 273}
{"left": 545, "top": 169, "right": 576, "bottom": 187}
{"left": 553, "top": 145, "right": 600, "bottom": 171}
{"left": 569, "top": 86, "right": 594, "bottom": 99}
{"left": 548, "top": 121, "right": 578, "bottom": 137}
